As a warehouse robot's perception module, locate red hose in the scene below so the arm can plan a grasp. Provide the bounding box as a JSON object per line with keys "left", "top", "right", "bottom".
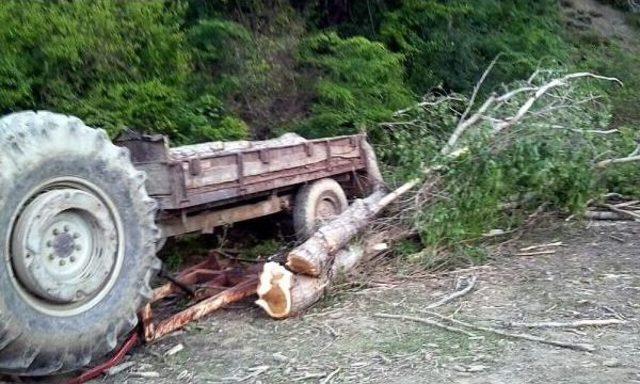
{"left": 67, "top": 333, "right": 140, "bottom": 384}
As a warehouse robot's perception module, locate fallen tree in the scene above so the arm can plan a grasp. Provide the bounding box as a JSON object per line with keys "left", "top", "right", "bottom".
{"left": 256, "top": 65, "right": 624, "bottom": 318}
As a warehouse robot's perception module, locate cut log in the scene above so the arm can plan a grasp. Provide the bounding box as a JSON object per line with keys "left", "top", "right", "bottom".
{"left": 257, "top": 245, "right": 364, "bottom": 318}
{"left": 286, "top": 181, "right": 417, "bottom": 276}
{"left": 286, "top": 191, "right": 384, "bottom": 276}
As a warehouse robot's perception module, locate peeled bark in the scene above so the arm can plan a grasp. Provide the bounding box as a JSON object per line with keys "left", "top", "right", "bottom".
{"left": 256, "top": 245, "right": 364, "bottom": 318}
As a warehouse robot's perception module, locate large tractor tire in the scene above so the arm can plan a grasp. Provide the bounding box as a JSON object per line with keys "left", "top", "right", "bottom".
{"left": 293, "top": 178, "right": 348, "bottom": 240}
{"left": 0, "top": 111, "right": 160, "bottom": 376}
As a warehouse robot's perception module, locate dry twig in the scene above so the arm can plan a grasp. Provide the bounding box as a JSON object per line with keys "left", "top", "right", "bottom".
{"left": 421, "top": 311, "right": 596, "bottom": 352}
{"left": 519, "top": 241, "right": 563, "bottom": 251}
{"left": 515, "top": 250, "right": 557, "bottom": 257}
{"left": 601, "top": 204, "right": 640, "bottom": 220}
{"left": 374, "top": 313, "right": 477, "bottom": 337}
{"left": 508, "top": 319, "right": 626, "bottom": 328}
{"left": 319, "top": 368, "right": 341, "bottom": 384}
{"left": 426, "top": 276, "right": 477, "bottom": 309}
{"left": 596, "top": 144, "right": 640, "bottom": 168}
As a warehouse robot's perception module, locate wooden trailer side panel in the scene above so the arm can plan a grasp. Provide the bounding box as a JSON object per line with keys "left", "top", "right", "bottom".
{"left": 118, "top": 133, "right": 371, "bottom": 211}
{"left": 182, "top": 136, "right": 362, "bottom": 188}
{"left": 155, "top": 135, "right": 367, "bottom": 210}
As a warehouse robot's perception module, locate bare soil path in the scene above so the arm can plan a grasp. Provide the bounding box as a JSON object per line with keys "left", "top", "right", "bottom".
{"left": 92, "top": 219, "right": 640, "bottom": 383}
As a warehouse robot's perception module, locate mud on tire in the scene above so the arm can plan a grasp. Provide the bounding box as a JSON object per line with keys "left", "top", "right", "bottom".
{"left": 0, "top": 111, "right": 160, "bottom": 376}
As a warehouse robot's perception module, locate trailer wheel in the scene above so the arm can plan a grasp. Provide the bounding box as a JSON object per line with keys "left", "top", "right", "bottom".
{"left": 0, "top": 111, "right": 160, "bottom": 376}
{"left": 293, "top": 178, "right": 348, "bottom": 240}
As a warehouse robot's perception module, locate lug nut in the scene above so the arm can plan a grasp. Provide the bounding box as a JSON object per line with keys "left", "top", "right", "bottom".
{"left": 46, "top": 241, "right": 52, "bottom": 247}
{"left": 75, "top": 245, "right": 81, "bottom": 251}
{"left": 48, "top": 254, "right": 55, "bottom": 260}
{"left": 70, "top": 256, "right": 76, "bottom": 262}
{"left": 59, "top": 259, "right": 66, "bottom": 266}
{"left": 63, "top": 225, "right": 69, "bottom": 232}
{"left": 73, "top": 233, "right": 80, "bottom": 239}
{"left": 53, "top": 228, "right": 59, "bottom": 236}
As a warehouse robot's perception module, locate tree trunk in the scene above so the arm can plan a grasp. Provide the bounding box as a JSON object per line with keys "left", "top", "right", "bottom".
{"left": 256, "top": 245, "right": 364, "bottom": 318}
{"left": 286, "top": 181, "right": 416, "bottom": 276}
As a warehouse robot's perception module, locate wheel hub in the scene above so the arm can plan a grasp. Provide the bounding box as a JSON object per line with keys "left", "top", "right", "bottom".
{"left": 52, "top": 232, "right": 75, "bottom": 258}
{"left": 11, "top": 188, "right": 120, "bottom": 304}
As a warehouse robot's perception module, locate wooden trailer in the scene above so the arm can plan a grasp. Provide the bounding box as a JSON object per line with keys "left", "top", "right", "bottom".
{"left": 115, "top": 131, "right": 382, "bottom": 240}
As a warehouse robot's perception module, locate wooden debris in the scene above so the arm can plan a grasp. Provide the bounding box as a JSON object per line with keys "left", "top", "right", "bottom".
{"left": 515, "top": 250, "right": 557, "bottom": 257}
{"left": 106, "top": 362, "right": 135, "bottom": 376}
{"left": 293, "top": 372, "right": 328, "bottom": 381}
{"left": 324, "top": 322, "right": 339, "bottom": 337}
{"left": 129, "top": 371, "right": 160, "bottom": 378}
{"left": 164, "top": 343, "right": 184, "bottom": 356}
{"left": 608, "top": 234, "right": 626, "bottom": 243}
{"left": 585, "top": 193, "right": 640, "bottom": 221}
{"left": 450, "top": 364, "right": 490, "bottom": 373}
{"left": 148, "top": 277, "right": 258, "bottom": 341}
{"left": 519, "top": 242, "right": 563, "bottom": 251}
{"left": 320, "top": 367, "right": 341, "bottom": 384}
{"left": 612, "top": 200, "right": 639, "bottom": 208}
{"left": 421, "top": 311, "right": 596, "bottom": 352}
{"left": 426, "top": 276, "right": 477, "bottom": 309}
{"left": 596, "top": 148, "right": 640, "bottom": 168}
{"left": 374, "top": 313, "right": 477, "bottom": 337}
{"left": 601, "top": 204, "right": 640, "bottom": 220}
{"left": 236, "top": 365, "right": 270, "bottom": 382}
{"left": 509, "top": 319, "right": 626, "bottom": 328}
{"left": 286, "top": 189, "right": 399, "bottom": 276}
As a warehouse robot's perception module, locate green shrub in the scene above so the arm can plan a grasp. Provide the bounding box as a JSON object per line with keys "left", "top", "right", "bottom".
{"left": 187, "top": 4, "right": 308, "bottom": 139}
{"left": 296, "top": 32, "right": 414, "bottom": 137}
{"left": 188, "top": 19, "right": 252, "bottom": 78}
{"left": 0, "top": 0, "right": 246, "bottom": 143}
{"left": 380, "top": 0, "right": 569, "bottom": 93}
{"left": 567, "top": 32, "right": 640, "bottom": 129}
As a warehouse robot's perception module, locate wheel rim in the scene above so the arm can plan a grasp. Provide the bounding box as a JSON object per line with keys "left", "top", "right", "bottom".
{"left": 8, "top": 177, "right": 124, "bottom": 316}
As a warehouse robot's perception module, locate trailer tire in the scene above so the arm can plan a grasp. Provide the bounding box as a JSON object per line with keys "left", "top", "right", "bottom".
{"left": 293, "top": 178, "right": 348, "bottom": 240}
{"left": 0, "top": 111, "right": 160, "bottom": 376}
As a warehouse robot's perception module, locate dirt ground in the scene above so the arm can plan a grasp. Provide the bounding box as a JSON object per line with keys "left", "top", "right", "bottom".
{"left": 83, "top": 218, "right": 640, "bottom": 384}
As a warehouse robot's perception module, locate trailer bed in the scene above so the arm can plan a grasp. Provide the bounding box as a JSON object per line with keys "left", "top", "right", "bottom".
{"left": 116, "top": 132, "right": 372, "bottom": 212}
